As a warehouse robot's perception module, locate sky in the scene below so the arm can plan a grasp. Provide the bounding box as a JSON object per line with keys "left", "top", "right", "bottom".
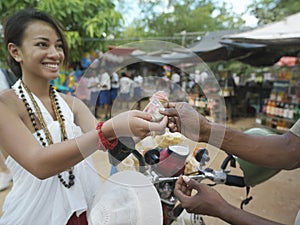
{"left": 116, "top": 0, "right": 258, "bottom": 27}
{"left": 220, "top": 0, "right": 259, "bottom": 26}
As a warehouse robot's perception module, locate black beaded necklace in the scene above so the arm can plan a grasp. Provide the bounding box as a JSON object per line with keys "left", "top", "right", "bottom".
{"left": 19, "top": 80, "right": 75, "bottom": 188}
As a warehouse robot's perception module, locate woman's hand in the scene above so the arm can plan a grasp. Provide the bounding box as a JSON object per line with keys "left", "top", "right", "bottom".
{"left": 102, "top": 110, "right": 168, "bottom": 140}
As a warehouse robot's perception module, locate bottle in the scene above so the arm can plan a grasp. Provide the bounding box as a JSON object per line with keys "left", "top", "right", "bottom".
{"left": 279, "top": 102, "right": 284, "bottom": 118}
{"left": 275, "top": 101, "right": 280, "bottom": 117}
{"left": 288, "top": 104, "right": 294, "bottom": 120}
{"left": 283, "top": 103, "right": 289, "bottom": 119}
{"left": 271, "top": 118, "right": 277, "bottom": 129}
{"left": 270, "top": 100, "right": 276, "bottom": 116}
{"left": 294, "top": 104, "right": 300, "bottom": 120}
{"left": 270, "top": 90, "right": 276, "bottom": 101}
{"left": 276, "top": 119, "right": 282, "bottom": 131}
{"left": 266, "top": 100, "right": 271, "bottom": 116}
{"left": 262, "top": 99, "right": 267, "bottom": 114}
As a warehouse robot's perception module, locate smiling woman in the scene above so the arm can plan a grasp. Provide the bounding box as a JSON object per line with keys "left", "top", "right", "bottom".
{"left": 4, "top": 10, "right": 69, "bottom": 79}
{"left": 0, "top": 8, "right": 168, "bottom": 225}
{"left": 8, "top": 21, "right": 65, "bottom": 83}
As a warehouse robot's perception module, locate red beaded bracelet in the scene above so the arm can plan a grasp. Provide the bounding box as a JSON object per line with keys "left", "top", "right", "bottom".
{"left": 96, "top": 122, "right": 118, "bottom": 150}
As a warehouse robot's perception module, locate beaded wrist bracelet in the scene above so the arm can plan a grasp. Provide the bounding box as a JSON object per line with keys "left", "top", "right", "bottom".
{"left": 96, "top": 122, "right": 118, "bottom": 150}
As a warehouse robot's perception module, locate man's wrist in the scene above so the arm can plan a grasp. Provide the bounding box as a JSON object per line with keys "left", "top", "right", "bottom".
{"left": 199, "top": 120, "right": 211, "bottom": 143}
{"left": 216, "top": 201, "right": 237, "bottom": 222}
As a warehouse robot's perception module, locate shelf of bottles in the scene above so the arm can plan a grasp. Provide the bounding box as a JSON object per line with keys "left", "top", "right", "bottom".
{"left": 256, "top": 66, "right": 300, "bottom": 133}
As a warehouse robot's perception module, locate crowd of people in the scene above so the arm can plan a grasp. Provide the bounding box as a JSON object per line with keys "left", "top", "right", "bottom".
{"left": 0, "top": 8, "right": 299, "bottom": 225}
{"left": 76, "top": 69, "right": 145, "bottom": 119}
{"left": 55, "top": 60, "right": 215, "bottom": 118}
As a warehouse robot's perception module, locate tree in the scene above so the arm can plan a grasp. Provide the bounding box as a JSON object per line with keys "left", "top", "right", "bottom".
{"left": 0, "top": 0, "right": 123, "bottom": 64}
{"left": 113, "top": 0, "right": 246, "bottom": 47}
{"left": 248, "top": 0, "right": 300, "bottom": 25}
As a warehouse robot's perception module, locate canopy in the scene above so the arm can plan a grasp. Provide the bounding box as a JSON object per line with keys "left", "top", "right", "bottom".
{"left": 225, "top": 12, "right": 300, "bottom": 42}
{"left": 187, "top": 12, "right": 300, "bottom": 66}
{"left": 187, "top": 30, "right": 240, "bottom": 62}
{"left": 120, "top": 13, "right": 300, "bottom": 67}
{"left": 220, "top": 12, "right": 300, "bottom": 66}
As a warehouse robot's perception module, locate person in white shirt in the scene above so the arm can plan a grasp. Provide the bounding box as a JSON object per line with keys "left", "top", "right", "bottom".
{"left": 194, "top": 69, "right": 201, "bottom": 84}
{"left": 87, "top": 69, "right": 100, "bottom": 112}
{"left": 0, "top": 68, "right": 16, "bottom": 191}
{"left": 110, "top": 71, "right": 119, "bottom": 104}
{"left": 133, "top": 74, "right": 143, "bottom": 109}
{"left": 171, "top": 70, "right": 180, "bottom": 95}
{"left": 119, "top": 72, "right": 134, "bottom": 109}
{"left": 0, "top": 70, "right": 10, "bottom": 91}
{"left": 98, "top": 70, "right": 111, "bottom": 120}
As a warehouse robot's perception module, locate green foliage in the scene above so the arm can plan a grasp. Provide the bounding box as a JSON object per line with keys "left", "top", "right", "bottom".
{"left": 0, "top": 0, "right": 123, "bottom": 64}
{"left": 276, "top": 0, "right": 300, "bottom": 16}
{"left": 249, "top": 0, "right": 300, "bottom": 25}
{"left": 115, "top": 0, "right": 246, "bottom": 47}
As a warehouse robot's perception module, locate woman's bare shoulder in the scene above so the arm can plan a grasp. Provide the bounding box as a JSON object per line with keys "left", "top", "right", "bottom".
{"left": 57, "top": 92, "right": 96, "bottom": 130}
{"left": 0, "top": 89, "right": 26, "bottom": 118}
{"left": 0, "top": 89, "right": 22, "bottom": 117}
{"left": 0, "top": 89, "right": 20, "bottom": 107}
{"left": 57, "top": 92, "right": 81, "bottom": 107}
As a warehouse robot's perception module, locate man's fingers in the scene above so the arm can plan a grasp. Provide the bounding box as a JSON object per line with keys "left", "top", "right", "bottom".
{"left": 183, "top": 176, "right": 202, "bottom": 193}
{"left": 175, "top": 176, "right": 192, "bottom": 201}
{"left": 167, "top": 102, "right": 176, "bottom": 108}
{"left": 163, "top": 101, "right": 176, "bottom": 108}
{"left": 160, "top": 108, "right": 179, "bottom": 117}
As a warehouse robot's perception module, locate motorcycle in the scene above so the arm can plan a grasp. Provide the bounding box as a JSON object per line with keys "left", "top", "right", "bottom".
{"left": 108, "top": 127, "right": 279, "bottom": 225}
{"left": 143, "top": 146, "right": 247, "bottom": 225}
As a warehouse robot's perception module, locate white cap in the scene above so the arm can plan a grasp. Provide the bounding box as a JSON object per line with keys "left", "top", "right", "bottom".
{"left": 88, "top": 170, "right": 163, "bottom": 225}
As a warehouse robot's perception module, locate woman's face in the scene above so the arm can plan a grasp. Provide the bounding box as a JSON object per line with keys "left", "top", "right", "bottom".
{"left": 16, "top": 20, "right": 65, "bottom": 81}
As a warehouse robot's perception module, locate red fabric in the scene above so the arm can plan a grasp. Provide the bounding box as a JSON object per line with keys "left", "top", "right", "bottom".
{"left": 66, "top": 212, "right": 88, "bottom": 225}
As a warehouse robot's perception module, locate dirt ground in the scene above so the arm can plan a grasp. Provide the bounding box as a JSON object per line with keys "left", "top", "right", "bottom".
{"left": 0, "top": 117, "right": 299, "bottom": 225}
{"left": 203, "top": 118, "right": 300, "bottom": 225}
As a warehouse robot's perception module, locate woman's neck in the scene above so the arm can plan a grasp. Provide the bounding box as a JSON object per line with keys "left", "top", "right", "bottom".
{"left": 21, "top": 77, "right": 50, "bottom": 98}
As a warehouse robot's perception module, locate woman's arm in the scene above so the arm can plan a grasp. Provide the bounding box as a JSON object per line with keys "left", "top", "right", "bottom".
{"left": 0, "top": 99, "right": 99, "bottom": 179}
{"left": 0, "top": 98, "right": 167, "bottom": 179}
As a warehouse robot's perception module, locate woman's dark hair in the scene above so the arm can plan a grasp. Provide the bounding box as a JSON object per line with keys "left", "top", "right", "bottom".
{"left": 3, "top": 8, "right": 69, "bottom": 78}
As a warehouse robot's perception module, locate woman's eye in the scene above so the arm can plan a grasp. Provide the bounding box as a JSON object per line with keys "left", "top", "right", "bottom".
{"left": 36, "top": 42, "right": 47, "bottom": 47}
{"left": 56, "top": 44, "right": 64, "bottom": 49}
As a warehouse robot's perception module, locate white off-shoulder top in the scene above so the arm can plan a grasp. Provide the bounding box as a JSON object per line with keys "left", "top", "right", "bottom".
{"left": 0, "top": 80, "right": 102, "bottom": 225}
